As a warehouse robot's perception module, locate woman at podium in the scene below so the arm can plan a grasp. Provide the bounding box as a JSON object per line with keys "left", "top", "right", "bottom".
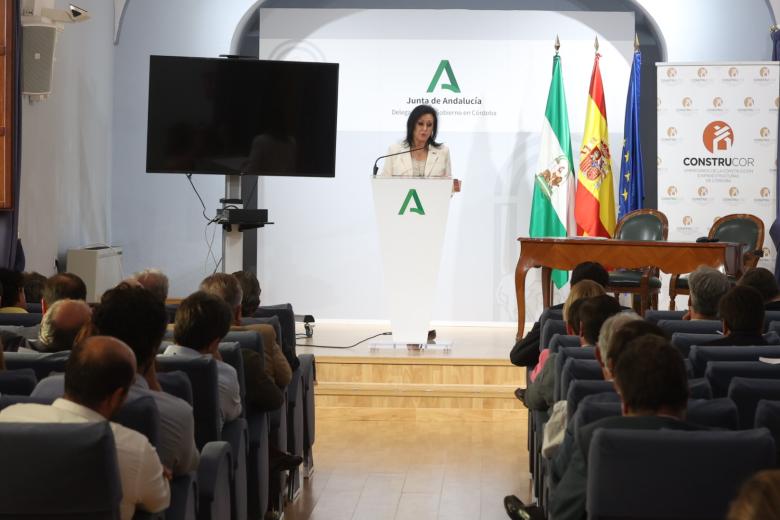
{"left": 380, "top": 104, "right": 451, "bottom": 178}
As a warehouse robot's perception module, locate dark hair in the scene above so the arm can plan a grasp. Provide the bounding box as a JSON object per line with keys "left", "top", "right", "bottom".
{"left": 64, "top": 337, "right": 135, "bottom": 409}
{"left": 719, "top": 285, "right": 765, "bottom": 335}
{"left": 565, "top": 298, "right": 585, "bottom": 335}
{"left": 738, "top": 267, "right": 780, "bottom": 303}
{"left": 570, "top": 262, "right": 609, "bottom": 288}
{"left": 174, "top": 291, "right": 233, "bottom": 352}
{"left": 23, "top": 272, "right": 47, "bottom": 303}
{"left": 578, "top": 295, "right": 622, "bottom": 345}
{"left": 0, "top": 268, "right": 23, "bottom": 307}
{"left": 613, "top": 335, "right": 688, "bottom": 414}
{"left": 43, "top": 273, "right": 87, "bottom": 304}
{"left": 92, "top": 285, "right": 168, "bottom": 370}
{"left": 232, "top": 271, "right": 261, "bottom": 317}
{"left": 606, "top": 320, "right": 667, "bottom": 367}
{"left": 404, "top": 105, "right": 441, "bottom": 148}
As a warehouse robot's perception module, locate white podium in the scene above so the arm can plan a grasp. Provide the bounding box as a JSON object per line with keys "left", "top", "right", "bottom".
{"left": 372, "top": 177, "right": 452, "bottom": 345}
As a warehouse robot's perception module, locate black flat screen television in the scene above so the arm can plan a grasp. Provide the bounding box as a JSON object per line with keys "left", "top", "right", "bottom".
{"left": 146, "top": 55, "right": 339, "bottom": 177}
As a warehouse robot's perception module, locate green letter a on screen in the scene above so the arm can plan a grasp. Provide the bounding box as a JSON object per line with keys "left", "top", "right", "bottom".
{"left": 427, "top": 60, "right": 461, "bottom": 93}
{"left": 399, "top": 189, "right": 425, "bottom": 215}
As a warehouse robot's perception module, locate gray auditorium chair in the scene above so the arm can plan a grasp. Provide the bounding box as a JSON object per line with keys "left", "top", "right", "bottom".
{"left": 705, "top": 361, "right": 780, "bottom": 397}
{"left": 728, "top": 377, "right": 780, "bottom": 429}
{"left": 557, "top": 358, "right": 603, "bottom": 404}
{"left": 553, "top": 347, "right": 597, "bottom": 402}
{"left": 671, "top": 333, "right": 722, "bottom": 358}
{"left": 0, "top": 368, "right": 37, "bottom": 395}
{"left": 643, "top": 310, "right": 685, "bottom": 324}
{"left": 0, "top": 421, "right": 123, "bottom": 519}
{"left": 658, "top": 319, "right": 721, "bottom": 336}
{"left": 587, "top": 428, "right": 775, "bottom": 519}
{"left": 548, "top": 334, "right": 581, "bottom": 353}
{"left": 0, "top": 312, "right": 42, "bottom": 327}
{"left": 689, "top": 345, "right": 780, "bottom": 377}
{"left": 755, "top": 399, "right": 780, "bottom": 465}
{"left": 3, "top": 350, "right": 68, "bottom": 380}
{"left": 541, "top": 319, "right": 566, "bottom": 350}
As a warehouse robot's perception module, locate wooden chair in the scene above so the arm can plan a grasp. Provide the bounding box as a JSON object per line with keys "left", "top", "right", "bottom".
{"left": 669, "top": 214, "right": 765, "bottom": 310}
{"left": 605, "top": 209, "right": 668, "bottom": 315}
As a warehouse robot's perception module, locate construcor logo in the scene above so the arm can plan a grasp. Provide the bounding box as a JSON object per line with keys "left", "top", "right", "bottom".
{"left": 729, "top": 187, "right": 739, "bottom": 197}
{"left": 697, "top": 67, "right": 708, "bottom": 78}
{"left": 776, "top": 97, "right": 780, "bottom": 108}
{"left": 682, "top": 216, "right": 693, "bottom": 226}
{"left": 398, "top": 189, "right": 425, "bottom": 215}
{"left": 682, "top": 97, "right": 693, "bottom": 108}
{"left": 761, "top": 187, "right": 771, "bottom": 198}
{"left": 426, "top": 60, "right": 461, "bottom": 93}
{"left": 728, "top": 67, "right": 739, "bottom": 78}
{"left": 744, "top": 97, "right": 754, "bottom": 108}
{"left": 703, "top": 121, "right": 734, "bottom": 153}
{"left": 712, "top": 97, "right": 723, "bottom": 108}
{"left": 760, "top": 66, "right": 770, "bottom": 78}
{"left": 666, "top": 68, "right": 677, "bottom": 78}
{"left": 666, "top": 185, "right": 677, "bottom": 197}
{"left": 761, "top": 127, "right": 771, "bottom": 138}
{"left": 697, "top": 186, "right": 708, "bottom": 197}
{"left": 667, "top": 127, "right": 678, "bottom": 138}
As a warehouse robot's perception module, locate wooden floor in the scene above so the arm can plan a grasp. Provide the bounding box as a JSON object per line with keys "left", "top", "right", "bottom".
{"left": 284, "top": 414, "right": 532, "bottom": 520}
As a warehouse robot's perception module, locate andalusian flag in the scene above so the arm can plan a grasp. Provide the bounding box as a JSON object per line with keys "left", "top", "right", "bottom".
{"left": 529, "top": 50, "right": 575, "bottom": 288}
{"left": 575, "top": 49, "right": 616, "bottom": 237}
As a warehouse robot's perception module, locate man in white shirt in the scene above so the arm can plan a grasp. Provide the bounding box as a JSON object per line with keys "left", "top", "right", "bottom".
{"left": 0, "top": 336, "right": 170, "bottom": 520}
{"left": 162, "top": 291, "right": 242, "bottom": 425}
{"left": 33, "top": 284, "right": 199, "bottom": 475}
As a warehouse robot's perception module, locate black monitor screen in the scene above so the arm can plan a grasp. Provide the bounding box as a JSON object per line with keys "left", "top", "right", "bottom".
{"left": 146, "top": 55, "right": 339, "bottom": 177}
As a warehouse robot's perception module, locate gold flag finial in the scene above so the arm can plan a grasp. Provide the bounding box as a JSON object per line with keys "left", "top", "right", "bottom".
{"left": 634, "top": 33, "right": 640, "bottom": 51}
{"left": 594, "top": 36, "right": 600, "bottom": 53}
{"left": 555, "top": 35, "right": 560, "bottom": 54}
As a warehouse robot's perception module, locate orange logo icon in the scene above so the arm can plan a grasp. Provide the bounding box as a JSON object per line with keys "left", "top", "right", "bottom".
{"left": 703, "top": 121, "right": 734, "bottom": 153}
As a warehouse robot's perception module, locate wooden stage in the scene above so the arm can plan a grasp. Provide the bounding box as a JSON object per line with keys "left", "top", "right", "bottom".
{"left": 296, "top": 322, "right": 527, "bottom": 421}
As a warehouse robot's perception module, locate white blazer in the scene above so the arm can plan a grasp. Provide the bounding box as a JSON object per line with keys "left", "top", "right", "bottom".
{"left": 379, "top": 141, "right": 451, "bottom": 178}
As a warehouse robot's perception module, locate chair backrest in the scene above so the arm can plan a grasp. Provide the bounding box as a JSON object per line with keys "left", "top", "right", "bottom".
{"left": 686, "top": 398, "right": 739, "bottom": 430}
{"left": 254, "top": 303, "right": 299, "bottom": 368}
{"left": 218, "top": 341, "right": 246, "bottom": 416}
{"left": 0, "top": 368, "right": 37, "bottom": 396}
{"left": 3, "top": 351, "right": 69, "bottom": 381}
{"left": 0, "top": 421, "right": 122, "bottom": 519}
{"left": 727, "top": 377, "right": 780, "bottom": 430}
{"left": 223, "top": 330, "right": 263, "bottom": 355}
{"left": 688, "top": 378, "right": 713, "bottom": 400}
{"left": 660, "top": 319, "right": 722, "bottom": 336}
{"left": 113, "top": 394, "right": 161, "bottom": 447}
{"left": 165, "top": 303, "right": 178, "bottom": 324}
{"left": 0, "top": 313, "right": 42, "bottom": 327}
{"left": 689, "top": 345, "right": 780, "bottom": 378}
{"left": 0, "top": 395, "right": 53, "bottom": 411}
{"left": 549, "top": 334, "right": 580, "bottom": 353}
{"left": 156, "top": 355, "right": 220, "bottom": 449}
{"left": 644, "top": 310, "right": 685, "bottom": 324}
{"left": 754, "top": 399, "right": 780, "bottom": 464}
{"left": 705, "top": 361, "right": 780, "bottom": 397}
{"left": 710, "top": 214, "right": 765, "bottom": 270}
{"left": 553, "top": 347, "right": 597, "bottom": 401}
{"left": 539, "top": 307, "right": 563, "bottom": 333}
{"left": 156, "top": 370, "right": 193, "bottom": 405}
{"left": 540, "top": 319, "right": 566, "bottom": 350}
{"left": 566, "top": 380, "right": 616, "bottom": 420}
{"left": 587, "top": 428, "right": 775, "bottom": 519}
{"left": 25, "top": 303, "right": 42, "bottom": 314}
{"left": 558, "top": 358, "right": 603, "bottom": 403}
{"left": 769, "top": 320, "right": 780, "bottom": 336}
{"left": 671, "top": 332, "right": 723, "bottom": 358}
{"left": 615, "top": 209, "right": 668, "bottom": 242}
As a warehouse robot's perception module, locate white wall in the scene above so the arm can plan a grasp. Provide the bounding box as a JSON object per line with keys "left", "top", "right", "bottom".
{"left": 18, "top": 0, "right": 115, "bottom": 275}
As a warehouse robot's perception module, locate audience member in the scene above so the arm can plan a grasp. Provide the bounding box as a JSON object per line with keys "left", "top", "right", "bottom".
{"left": 510, "top": 261, "right": 610, "bottom": 367}
{"left": 232, "top": 270, "right": 261, "bottom": 317}
{"left": 0, "top": 268, "right": 26, "bottom": 312}
{"left": 0, "top": 336, "right": 170, "bottom": 520}
{"left": 134, "top": 268, "right": 169, "bottom": 303}
{"left": 200, "top": 273, "right": 291, "bottom": 388}
{"left": 727, "top": 469, "right": 780, "bottom": 520}
{"left": 34, "top": 299, "right": 92, "bottom": 352}
{"left": 703, "top": 285, "right": 768, "bottom": 346}
{"left": 737, "top": 267, "right": 780, "bottom": 311}
{"left": 22, "top": 271, "right": 46, "bottom": 306}
{"left": 42, "top": 272, "right": 87, "bottom": 312}
{"left": 33, "top": 286, "right": 199, "bottom": 475}
{"left": 595, "top": 312, "right": 643, "bottom": 380}
{"left": 524, "top": 294, "right": 621, "bottom": 411}
{"left": 165, "top": 291, "right": 242, "bottom": 425}
{"left": 685, "top": 265, "right": 731, "bottom": 320}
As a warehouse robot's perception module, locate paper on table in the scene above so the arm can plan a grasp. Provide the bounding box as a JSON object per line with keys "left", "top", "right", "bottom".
{"left": 759, "top": 357, "right": 780, "bottom": 365}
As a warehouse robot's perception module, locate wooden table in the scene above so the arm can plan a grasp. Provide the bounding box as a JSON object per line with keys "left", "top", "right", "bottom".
{"left": 514, "top": 237, "right": 743, "bottom": 338}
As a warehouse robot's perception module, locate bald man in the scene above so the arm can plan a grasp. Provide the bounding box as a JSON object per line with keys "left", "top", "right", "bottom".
{"left": 34, "top": 299, "right": 92, "bottom": 352}
{"left": 0, "top": 336, "right": 170, "bottom": 520}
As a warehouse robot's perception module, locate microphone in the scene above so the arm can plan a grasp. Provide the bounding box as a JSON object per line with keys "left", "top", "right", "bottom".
{"left": 372, "top": 146, "right": 427, "bottom": 176}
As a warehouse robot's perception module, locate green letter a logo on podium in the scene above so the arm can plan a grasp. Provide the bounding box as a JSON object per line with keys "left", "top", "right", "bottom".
{"left": 399, "top": 189, "right": 425, "bottom": 215}
{"left": 427, "top": 60, "right": 460, "bottom": 93}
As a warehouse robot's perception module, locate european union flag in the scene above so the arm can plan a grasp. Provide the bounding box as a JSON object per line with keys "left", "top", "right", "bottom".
{"left": 618, "top": 48, "right": 644, "bottom": 221}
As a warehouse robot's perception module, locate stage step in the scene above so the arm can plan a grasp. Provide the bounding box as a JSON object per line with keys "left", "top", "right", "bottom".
{"left": 314, "top": 354, "right": 527, "bottom": 421}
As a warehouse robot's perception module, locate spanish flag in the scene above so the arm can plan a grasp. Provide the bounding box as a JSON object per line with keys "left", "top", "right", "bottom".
{"left": 575, "top": 51, "right": 616, "bottom": 237}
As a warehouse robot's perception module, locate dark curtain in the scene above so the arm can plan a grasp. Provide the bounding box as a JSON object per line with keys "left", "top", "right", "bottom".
{"left": 772, "top": 29, "right": 780, "bottom": 281}
{"left": 0, "top": 2, "right": 21, "bottom": 269}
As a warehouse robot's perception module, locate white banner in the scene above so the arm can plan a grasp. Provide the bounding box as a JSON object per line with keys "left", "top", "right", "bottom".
{"left": 657, "top": 62, "right": 779, "bottom": 274}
